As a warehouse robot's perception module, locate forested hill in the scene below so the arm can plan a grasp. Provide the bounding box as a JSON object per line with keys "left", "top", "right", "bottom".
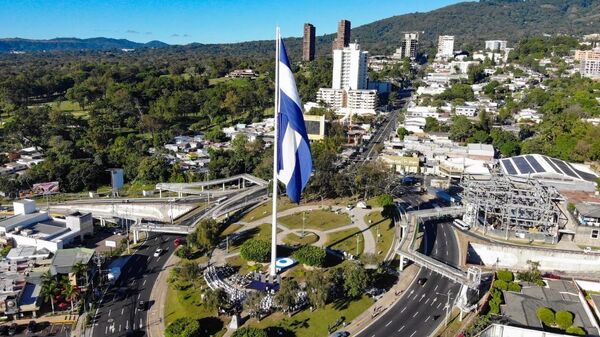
{"left": 0, "top": 37, "right": 169, "bottom": 52}
{"left": 2, "top": 0, "right": 600, "bottom": 57}
{"left": 122, "top": 0, "right": 600, "bottom": 58}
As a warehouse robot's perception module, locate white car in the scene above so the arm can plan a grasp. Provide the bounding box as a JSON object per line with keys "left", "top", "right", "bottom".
{"left": 153, "top": 248, "right": 163, "bottom": 257}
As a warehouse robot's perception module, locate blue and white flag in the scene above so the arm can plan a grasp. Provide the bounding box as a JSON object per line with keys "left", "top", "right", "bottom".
{"left": 276, "top": 38, "right": 312, "bottom": 204}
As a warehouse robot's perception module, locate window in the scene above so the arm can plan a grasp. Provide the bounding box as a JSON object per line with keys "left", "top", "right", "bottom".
{"left": 592, "top": 229, "right": 599, "bottom": 239}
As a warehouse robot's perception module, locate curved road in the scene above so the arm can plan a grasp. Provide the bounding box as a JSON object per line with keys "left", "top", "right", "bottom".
{"left": 357, "top": 220, "right": 461, "bottom": 337}
{"left": 90, "top": 234, "right": 176, "bottom": 337}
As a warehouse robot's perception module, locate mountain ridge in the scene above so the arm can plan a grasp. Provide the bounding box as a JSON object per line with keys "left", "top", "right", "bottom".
{"left": 2, "top": 0, "right": 599, "bottom": 56}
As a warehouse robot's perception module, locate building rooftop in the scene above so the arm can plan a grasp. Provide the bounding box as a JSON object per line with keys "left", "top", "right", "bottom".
{"left": 575, "top": 202, "right": 600, "bottom": 219}
{"left": 5, "top": 246, "right": 51, "bottom": 261}
{"left": 51, "top": 247, "right": 95, "bottom": 275}
{"left": 501, "top": 280, "right": 596, "bottom": 333}
{"left": 0, "top": 213, "right": 50, "bottom": 232}
{"left": 499, "top": 154, "right": 598, "bottom": 183}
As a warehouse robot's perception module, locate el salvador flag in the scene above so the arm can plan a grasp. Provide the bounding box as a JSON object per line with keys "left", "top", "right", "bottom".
{"left": 276, "top": 38, "right": 312, "bottom": 204}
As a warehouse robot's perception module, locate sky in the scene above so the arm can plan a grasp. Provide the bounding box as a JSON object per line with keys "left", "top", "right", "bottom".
{"left": 0, "top": 0, "right": 468, "bottom": 45}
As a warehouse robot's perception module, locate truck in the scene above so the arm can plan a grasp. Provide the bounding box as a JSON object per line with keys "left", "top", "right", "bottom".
{"left": 106, "top": 256, "right": 129, "bottom": 283}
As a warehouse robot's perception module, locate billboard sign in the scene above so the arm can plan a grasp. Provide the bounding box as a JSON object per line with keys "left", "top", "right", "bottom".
{"left": 105, "top": 240, "right": 117, "bottom": 248}
{"left": 32, "top": 182, "right": 60, "bottom": 195}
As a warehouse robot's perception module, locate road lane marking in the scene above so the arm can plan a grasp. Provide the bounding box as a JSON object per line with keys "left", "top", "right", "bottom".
{"left": 108, "top": 309, "right": 111, "bottom": 317}
{"left": 121, "top": 308, "right": 124, "bottom": 315}
{"left": 398, "top": 325, "right": 405, "bottom": 332}
{"left": 385, "top": 320, "right": 392, "bottom": 327}
{"left": 412, "top": 311, "right": 419, "bottom": 318}
{"left": 437, "top": 302, "right": 442, "bottom": 309}
{"left": 118, "top": 324, "right": 121, "bottom": 332}
{"left": 143, "top": 279, "right": 147, "bottom": 286}
{"left": 425, "top": 315, "right": 431, "bottom": 322}
{"left": 434, "top": 285, "right": 438, "bottom": 291}
{"left": 138, "top": 294, "right": 141, "bottom": 300}
{"left": 105, "top": 326, "right": 107, "bottom": 334}
{"left": 140, "top": 318, "right": 143, "bottom": 329}
{"left": 419, "top": 294, "right": 425, "bottom": 302}
{"left": 126, "top": 320, "right": 129, "bottom": 330}
{"left": 400, "top": 306, "right": 407, "bottom": 313}
{"left": 425, "top": 298, "right": 430, "bottom": 305}
{"left": 410, "top": 331, "right": 417, "bottom": 337}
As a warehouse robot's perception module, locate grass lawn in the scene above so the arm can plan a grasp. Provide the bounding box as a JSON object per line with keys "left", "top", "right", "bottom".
{"left": 226, "top": 223, "right": 278, "bottom": 253}
{"left": 241, "top": 199, "right": 296, "bottom": 222}
{"left": 246, "top": 295, "right": 374, "bottom": 337}
{"left": 282, "top": 232, "right": 319, "bottom": 246}
{"left": 325, "top": 228, "right": 364, "bottom": 256}
{"left": 164, "top": 285, "right": 227, "bottom": 336}
{"left": 365, "top": 211, "right": 396, "bottom": 262}
{"left": 220, "top": 223, "right": 243, "bottom": 238}
{"left": 279, "top": 210, "right": 351, "bottom": 231}
{"left": 47, "top": 100, "right": 89, "bottom": 119}
{"left": 225, "top": 254, "right": 265, "bottom": 274}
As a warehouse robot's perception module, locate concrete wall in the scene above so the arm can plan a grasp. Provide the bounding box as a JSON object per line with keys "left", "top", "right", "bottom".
{"left": 574, "top": 225, "right": 600, "bottom": 247}
{"left": 50, "top": 203, "right": 193, "bottom": 222}
{"left": 468, "top": 242, "right": 600, "bottom": 272}
{"left": 576, "top": 280, "right": 600, "bottom": 292}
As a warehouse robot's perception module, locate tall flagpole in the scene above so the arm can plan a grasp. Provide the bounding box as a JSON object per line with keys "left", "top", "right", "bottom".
{"left": 270, "top": 27, "right": 280, "bottom": 279}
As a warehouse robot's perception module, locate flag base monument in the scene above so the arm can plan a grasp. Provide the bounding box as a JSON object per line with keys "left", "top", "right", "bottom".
{"left": 270, "top": 28, "right": 313, "bottom": 281}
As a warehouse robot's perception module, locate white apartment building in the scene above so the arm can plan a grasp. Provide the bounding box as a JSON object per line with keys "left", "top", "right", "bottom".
{"left": 455, "top": 105, "right": 478, "bottom": 117}
{"left": 316, "top": 88, "right": 345, "bottom": 110}
{"left": 393, "top": 32, "right": 419, "bottom": 60}
{"left": 485, "top": 40, "right": 507, "bottom": 51}
{"left": 580, "top": 59, "right": 600, "bottom": 79}
{"left": 332, "top": 43, "right": 368, "bottom": 90}
{"left": 437, "top": 35, "right": 455, "bottom": 58}
{"left": 346, "top": 90, "right": 377, "bottom": 114}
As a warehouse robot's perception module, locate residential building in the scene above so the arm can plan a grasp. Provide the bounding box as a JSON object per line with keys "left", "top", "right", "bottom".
{"left": 317, "top": 88, "right": 345, "bottom": 110}
{"left": 485, "top": 40, "right": 508, "bottom": 51}
{"left": 332, "top": 19, "right": 351, "bottom": 50}
{"left": 332, "top": 43, "right": 368, "bottom": 90}
{"left": 381, "top": 155, "right": 420, "bottom": 174}
{"left": 437, "top": 35, "right": 455, "bottom": 58}
{"left": 302, "top": 23, "right": 315, "bottom": 62}
{"left": 226, "top": 69, "right": 258, "bottom": 78}
{"left": 574, "top": 48, "right": 600, "bottom": 61}
{"left": 481, "top": 324, "right": 577, "bottom": 337}
{"left": 50, "top": 247, "right": 95, "bottom": 287}
{"left": 393, "top": 32, "right": 419, "bottom": 59}
{"left": 580, "top": 59, "right": 600, "bottom": 79}
{"left": 346, "top": 89, "right": 377, "bottom": 114}
{"left": 455, "top": 105, "right": 478, "bottom": 117}
{"left": 516, "top": 108, "right": 543, "bottom": 124}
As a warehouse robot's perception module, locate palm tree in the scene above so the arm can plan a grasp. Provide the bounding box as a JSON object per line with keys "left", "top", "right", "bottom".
{"left": 63, "top": 283, "right": 79, "bottom": 312}
{"left": 71, "top": 262, "right": 89, "bottom": 288}
{"left": 40, "top": 272, "right": 57, "bottom": 314}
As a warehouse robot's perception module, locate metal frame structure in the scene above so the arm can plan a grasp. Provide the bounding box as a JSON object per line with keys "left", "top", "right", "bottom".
{"left": 460, "top": 171, "right": 565, "bottom": 240}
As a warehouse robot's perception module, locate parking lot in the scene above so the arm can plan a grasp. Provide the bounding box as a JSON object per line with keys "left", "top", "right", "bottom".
{"left": 0, "top": 322, "right": 72, "bottom": 337}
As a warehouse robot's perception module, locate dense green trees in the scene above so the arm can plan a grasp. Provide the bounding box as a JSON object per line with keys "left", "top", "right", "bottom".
{"left": 291, "top": 246, "right": 327, "bottom": 267}
{"left": 231, "top": 327, "right": 267, "bottom": 337}
{"left": 165, "top": 317, "right": 201, "bottom": 337}
{"left": 240, "top": 239, "right": 271, "bottom": 263}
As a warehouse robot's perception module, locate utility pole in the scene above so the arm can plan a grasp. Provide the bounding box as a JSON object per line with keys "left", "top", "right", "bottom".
{"left": 436, "top": 291, "right": 452, "bottom": 331}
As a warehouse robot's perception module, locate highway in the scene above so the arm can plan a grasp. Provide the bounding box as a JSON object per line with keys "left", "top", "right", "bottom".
{"left": 90, "top": 234, "right": 176, "bottom": 337}
{"left": 356, "top": 219, "right": 461, "bottom": 337}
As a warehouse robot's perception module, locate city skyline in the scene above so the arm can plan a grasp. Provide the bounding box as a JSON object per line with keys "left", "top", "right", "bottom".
{"left": 0, "top": 0, "right": 468, "bottom": 44}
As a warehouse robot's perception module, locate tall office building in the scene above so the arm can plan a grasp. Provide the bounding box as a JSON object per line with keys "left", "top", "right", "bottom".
{"left": 437, "top": 35, "right": 455, "bottom": 58}
{"left": 399, "top": 32, "right": 419, "bottom": 59}
{"left": 303, "top": 23, "right": 316, "bottom": 61}
{"left": 332, "top": 43, "right": 368, "bottom": 90}
{"left": 332, "top": 19, "right": 351, "bottom": 50}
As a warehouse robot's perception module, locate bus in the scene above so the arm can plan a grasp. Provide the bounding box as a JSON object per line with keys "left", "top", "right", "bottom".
{"left": 452, "top": 219, "right": 470, "bottom": 231}
{"left": 215, "top": 196, "right": 228, "bottom": 205}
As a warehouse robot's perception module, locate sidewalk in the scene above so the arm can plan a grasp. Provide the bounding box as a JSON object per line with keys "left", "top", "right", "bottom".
{"left": 147, "top": 253, "right": 180, "bottom": 337}
{"left": 343, "top": 263, "right": 420, "bottom": 336}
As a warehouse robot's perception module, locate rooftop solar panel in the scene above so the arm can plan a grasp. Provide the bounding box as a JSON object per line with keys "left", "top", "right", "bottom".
{"left": 513, "top": 156, "right": 534, "bottom": 174}
{"left": 565, "top": 162, "right": 584, "bottom": 180}
{"left": 574, "top": 169, "right": 598, "bottom": 182}
{"left": 551, "top": 158, "right": 578, "bottom": 179}
{"left": 543, "top": 156, "right": 562, "bottom": 174}
{"left": 525, "top": 155, "right": 545, "bottom": 173}
{"left": 501, "top": 159, "right": 518, "bottom": 175}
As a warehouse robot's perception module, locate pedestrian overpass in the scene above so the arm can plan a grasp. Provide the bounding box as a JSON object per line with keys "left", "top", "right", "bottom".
{"left": 395, "top": 206, "right": 482, "bottom": 290}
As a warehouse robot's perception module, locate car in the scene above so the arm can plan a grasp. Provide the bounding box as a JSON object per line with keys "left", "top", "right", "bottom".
{"left": 345, "top": 205, "right": 354, "bottom": 211}
{"left": 418, "top": 277, "right": 428, "bottom": 286}
{"left": 7, "top": 324, "right": 17, "bottom": 336}
{"left": 113, "top": 229, "right": 124, "bottom": 235}
{"left": 543, "top": 272, "right": 561, "bottom": 280}
{"left": 27, "top": 321, "right": 35, "bottom": 334}
{"left": 153, "top": 248, "right": 163, "bottom": 257}
{"left": 329, "top": 332, "right": 349, "bottom": 337}
{"left": 137, "top": 300, "right": 146, "bottom": 310}
{"left": 174, "top": 238, "right": 185, "bottom": 247}
{"left": 584, "top": 246, "right": 593, "bottom": 254}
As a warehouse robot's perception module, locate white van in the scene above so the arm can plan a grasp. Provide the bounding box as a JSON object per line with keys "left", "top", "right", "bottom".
{"left": 452, "top": 219, "right": 470, "bottom": 230}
